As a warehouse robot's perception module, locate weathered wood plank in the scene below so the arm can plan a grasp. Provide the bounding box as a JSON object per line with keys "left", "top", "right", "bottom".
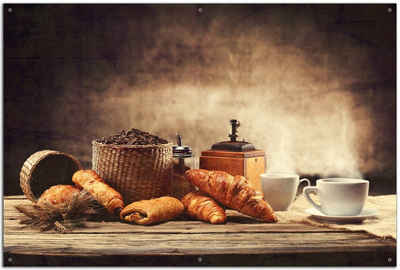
{"left": 4, "top": 219, "right": 339, "bottom": 234}
{"left": 4, "top": 195, "right": 26, "bottom": 200}
{"left": 4, "top": 197, "right": 347, "bottom": 234}
{"left": 3, "top": 196, "right": 396, "bottom": 266}
{"left": 4, "top": 231, "right": 395, "bottom": 256}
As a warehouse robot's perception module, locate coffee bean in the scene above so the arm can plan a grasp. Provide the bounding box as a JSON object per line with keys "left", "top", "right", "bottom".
{"left": 96, "top": 128, "right": 169, "bottom": 145}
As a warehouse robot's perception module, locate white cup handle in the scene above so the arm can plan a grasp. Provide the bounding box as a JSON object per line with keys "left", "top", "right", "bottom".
{"left": 293, "top": 178, "right": 311, "bottom": 202}
{"left": 303, "top": 186, "right": 322, "bottom": 213}
{"left": 299, "top": 178, "right": 311, "bottom": 187}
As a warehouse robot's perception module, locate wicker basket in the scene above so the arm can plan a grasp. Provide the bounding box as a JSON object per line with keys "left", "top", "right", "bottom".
{"left": 92, "top": 141, "right": 173, "bottom": 204}
{"left": 20, "top": 150, "right": 82, "bottom": 202}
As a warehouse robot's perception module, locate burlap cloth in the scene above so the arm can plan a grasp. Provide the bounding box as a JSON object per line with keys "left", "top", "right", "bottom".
{"left": 276, "top": 194, "right": 396, "bottom": 239}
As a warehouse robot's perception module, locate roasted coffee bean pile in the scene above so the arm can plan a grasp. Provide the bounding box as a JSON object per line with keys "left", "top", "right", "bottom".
{"left": 96, "top": 128, "right": 169, "bottom": 145}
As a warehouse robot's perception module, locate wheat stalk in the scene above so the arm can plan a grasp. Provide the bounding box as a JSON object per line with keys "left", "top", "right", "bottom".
{"left": 15, "top": 190, "right": 108, "bottom": 233}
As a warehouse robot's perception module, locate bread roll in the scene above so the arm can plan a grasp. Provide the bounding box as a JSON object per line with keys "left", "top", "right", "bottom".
{"left": 37, "top": 185, "right": 80, "bottom": 207}
{"left": 72, "top": 170, "right": 124, "bottom": 215}
{"left": 120, "top": 196, "right": 184, "bottom": 225}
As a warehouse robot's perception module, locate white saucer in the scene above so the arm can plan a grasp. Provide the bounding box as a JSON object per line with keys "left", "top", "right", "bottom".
{"left": 305, "top": 208, "right": 378, "bottom": 223}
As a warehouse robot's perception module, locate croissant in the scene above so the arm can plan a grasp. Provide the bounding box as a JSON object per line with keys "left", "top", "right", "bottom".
{"left": 182, "top": 191, "right": 226, "bottom": 224}
{"left": 120, "top": 196, "right": 184, "bottom": 225}
{"left": 185, "top": 169, "right": 277, "bottom": 222}
{"left": 37, "top": 185, "right": 80, "bottom": 206}
{"left": 72, "top": 170, "right": 124, "bottom": 215}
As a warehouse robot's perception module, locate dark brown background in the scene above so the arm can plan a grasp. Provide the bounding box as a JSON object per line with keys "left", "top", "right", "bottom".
{"left": 4, "top": 4, "right": 396, "bottom": 195}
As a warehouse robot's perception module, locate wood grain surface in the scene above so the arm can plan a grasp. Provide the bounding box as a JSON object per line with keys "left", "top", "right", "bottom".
{"left": 3, "top": 196, "right": 396, "bottom": 266}
{"left": 200, "top": 150, "right": 266, "bottom": 158}
{"left": 199, "top": 150, "right": 266, "bottom": 192}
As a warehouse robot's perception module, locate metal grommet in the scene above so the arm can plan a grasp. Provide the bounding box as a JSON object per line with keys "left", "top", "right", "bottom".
{"left": 388, "top": 257, "right": 392, "bottom": 263}
{"left": 8, "top": 8, "right": 12, "bottom": 13}
{"left": 198, "top": 7, "right": 203, "bottom": 13}
{"left": 388, "top": 7, "right": 392, "bottom": 13}
{"left": 197, "top": 256, "right": 203, "bottom": 263}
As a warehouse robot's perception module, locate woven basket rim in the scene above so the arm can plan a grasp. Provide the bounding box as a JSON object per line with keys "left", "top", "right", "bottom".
{"left": 92, "top": 140, "right": 173, "bottom": 149}
{"left": 20, "top": 150, "right": 82, "bottom": 202}
{"left": 23, "top": 150, "right": 81, "bottom": 176}
{"left": 37, "top": 150, "right": 81, "bottom": 162}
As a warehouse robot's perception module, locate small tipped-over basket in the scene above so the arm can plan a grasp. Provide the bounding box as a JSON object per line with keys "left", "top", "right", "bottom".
{"left": 20, "top": 150, "right": 82, "bottom": 202}
{"left": 92, "top": 141, "right": 173, "bottom": 204}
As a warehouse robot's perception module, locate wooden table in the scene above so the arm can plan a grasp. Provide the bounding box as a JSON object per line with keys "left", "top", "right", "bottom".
{"left": 4, "top": 196, "right": 396, "bottom": 266}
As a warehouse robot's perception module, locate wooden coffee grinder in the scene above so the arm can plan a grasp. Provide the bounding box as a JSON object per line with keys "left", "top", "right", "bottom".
{"left": 200, "top": 119, "right": 265, "bottom": 192}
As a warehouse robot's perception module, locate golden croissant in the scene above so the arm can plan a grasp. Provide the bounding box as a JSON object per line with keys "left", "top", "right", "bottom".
{"left": 182, "top": 191, "right": 226, "bottom": 224}
{"left": 72, "top": 170, "right": 124, "bottom": 215}
{"left": 37, "top": 185, "right": 80, "bottom": 207}
{"left": 120, "top": 196, "right": 184, "bottom": 225}
{"left": 185, "top": 169, "right": 277, "bottom": 222}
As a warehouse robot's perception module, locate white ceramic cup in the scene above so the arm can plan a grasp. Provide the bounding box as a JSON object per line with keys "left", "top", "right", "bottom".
{"left": 303, "top": 178, "right": 369, "bottom": 216}
{"left": 260, "top": 173, "right": 311, "bottom": 211}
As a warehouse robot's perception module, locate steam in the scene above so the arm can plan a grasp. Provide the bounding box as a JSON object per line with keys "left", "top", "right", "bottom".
{"left": 85, "top": 80, "right": 366, "bottom": 179}
{"left": 52, "top": 5, "right": 391, "bottom": 179}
